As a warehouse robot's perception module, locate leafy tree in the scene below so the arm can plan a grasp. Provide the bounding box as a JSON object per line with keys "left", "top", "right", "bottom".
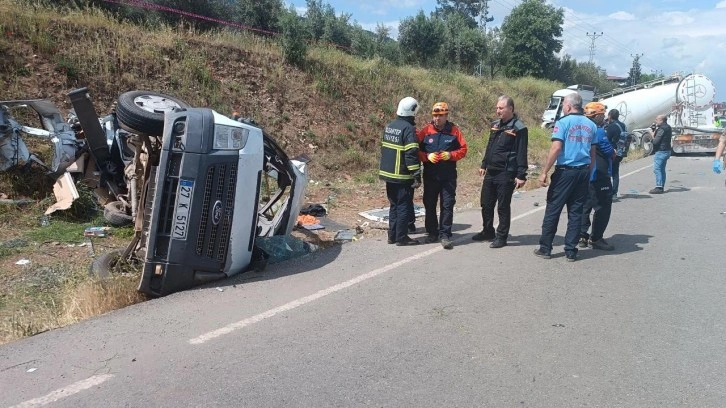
{"left": 398, "top": 11, "right": 446, "bottom": 67}
{"left": 153, "top": 0, "right": 234, "bottom": 30}
{"left": 303, "top": 0, "right": 351, "bottom": 48}
{"left": 350, "top": 24, "right": 376, "bottom": 59}
{"left": 442, "top": 13, "right": 486, "bottom": 72}
{"left": 482, "top": 27, "right": 506, "bottom": 78}
{"left": 229, "top": 0, "right": 284, "bottom": 32}
{"left": 500, "top": 0, "right": 563, "bottom": 78}
{"left": 435, "top": 0, "right": 481, "bottom": 28}
{"left": 572, "top": 62, "right": 615, "bottom": 93}
{"left": 278, "top": 6, "right": 307, "bottom": 67}
{"left": 627, "top": 54, "right": 643, "bottom": 86}
{"left": 639, "top": 72, "right": 663, "bottom": 83}
{"left": 552, "top": 54, "right": 577, "bottom": 84}
{"left": 322, "top": 11, "right": 352, "bottom": 48}
{"left": 304, "top": 0, "right": 325, "bottom": 41}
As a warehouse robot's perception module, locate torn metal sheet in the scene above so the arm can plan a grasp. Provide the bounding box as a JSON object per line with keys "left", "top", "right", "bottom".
{"left": 44, "top": 172, "right": 79, "bottom": 215}
{"left": 358, "top": 204, "right": 425, "bottom": 222}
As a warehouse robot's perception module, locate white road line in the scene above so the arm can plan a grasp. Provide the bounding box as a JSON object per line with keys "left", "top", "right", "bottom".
{"left": 511, "top": 162, "right": 653, "bottom": 221}
{"left": 621, "top": 162, "right": 652, "bottom": 178}
{"left": 189, "top": 245, "right": 443, "bottom": 345}
{"left": 9, "top": 374, "right": 114, "bottom": 408}
{"left": 189, "top": 161, "right": 655, "bottom": 345}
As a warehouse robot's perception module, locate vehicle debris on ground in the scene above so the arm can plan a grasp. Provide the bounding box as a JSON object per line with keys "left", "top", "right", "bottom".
{"left": 1, "top": 88, "right": 309, "bottom": 296}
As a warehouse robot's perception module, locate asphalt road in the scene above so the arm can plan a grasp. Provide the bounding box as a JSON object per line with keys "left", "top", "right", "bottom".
{"left": 2, "top": 154, "right": 726, "bottom": 407}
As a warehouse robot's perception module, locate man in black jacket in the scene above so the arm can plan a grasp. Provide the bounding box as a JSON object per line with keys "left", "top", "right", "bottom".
{"left": 649, "top": 114, "right": 672, "bottom": 194}
{"left": 378, "top": 96, "right": 422, "bottom": 245}
{"left": 472, "top": 95, "right": 528, "bottom": 248}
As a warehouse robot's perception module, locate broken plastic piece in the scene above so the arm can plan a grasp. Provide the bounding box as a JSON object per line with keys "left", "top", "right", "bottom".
{"left": 255, "top": 235, "right": 316, "bottom": 263}
{"left": 84, "top": 226, "right": 112, "bottom": 237}
{"left": 15, "top": 259, "right": 30, "bottom": 265}
{"left": 334, "top": 229, "right": 357, "bottom": 242}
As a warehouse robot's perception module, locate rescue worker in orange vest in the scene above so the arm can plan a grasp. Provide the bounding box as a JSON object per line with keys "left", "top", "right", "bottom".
{"left": 416, "top": 102, "right": 468, "bottom": 249}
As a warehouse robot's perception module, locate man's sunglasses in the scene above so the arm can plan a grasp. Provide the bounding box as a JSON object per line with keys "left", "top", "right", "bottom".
{"left": 433, "top": 108, "right": 448, "bottom": 114}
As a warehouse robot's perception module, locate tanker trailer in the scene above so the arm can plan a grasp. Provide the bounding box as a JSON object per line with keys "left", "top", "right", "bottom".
{"left": 596, "top": 74, "right": 718, "bottom": 155}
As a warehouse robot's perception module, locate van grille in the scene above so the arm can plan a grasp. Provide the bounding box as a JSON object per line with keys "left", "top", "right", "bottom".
{"left": 195, "top": 163, "right": 238, "bottom": 263}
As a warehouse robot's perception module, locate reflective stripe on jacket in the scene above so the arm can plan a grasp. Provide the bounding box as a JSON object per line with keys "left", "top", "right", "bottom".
{"left": 379, "top": 117, "right": 420, "bottom": 183}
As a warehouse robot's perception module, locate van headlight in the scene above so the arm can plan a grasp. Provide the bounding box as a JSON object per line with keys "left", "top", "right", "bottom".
{"left": 214, "top": 125, "right": 249, "bottom": 150}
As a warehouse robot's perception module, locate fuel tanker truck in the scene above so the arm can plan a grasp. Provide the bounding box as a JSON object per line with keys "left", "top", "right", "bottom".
{"left": 541, "top": 73, "right": 721, "bottom": 155}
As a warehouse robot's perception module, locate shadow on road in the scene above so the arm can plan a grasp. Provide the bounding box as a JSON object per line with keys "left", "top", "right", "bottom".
{"left": 576, "top": 233, "right": 653, "bottom": 260}
{"left": 619, "top": 193, "right": 652, "bottom": 200}
{"left": 196, "top": 241, "right": 344, "bottom": 291}
{"left": 665, "top": 186, "right": 690, "bottom": 193}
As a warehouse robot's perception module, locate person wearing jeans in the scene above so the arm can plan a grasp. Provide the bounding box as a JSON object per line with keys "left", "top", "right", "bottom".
{"left": 650, "top": 114, "right": 672, "bottom": 194}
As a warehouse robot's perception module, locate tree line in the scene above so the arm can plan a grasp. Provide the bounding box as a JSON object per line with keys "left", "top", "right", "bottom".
{"left": 46, "top": 0, "right": 652, "bottom": 92}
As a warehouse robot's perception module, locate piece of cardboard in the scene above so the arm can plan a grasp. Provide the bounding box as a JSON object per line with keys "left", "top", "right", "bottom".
{"left": 44, "top": 172, "right": 79, "bottom": 215}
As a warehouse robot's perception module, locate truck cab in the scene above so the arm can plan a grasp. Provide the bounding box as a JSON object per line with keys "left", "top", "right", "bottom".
{"left": 541, "top": 84, "right": 596, "bottom": 128}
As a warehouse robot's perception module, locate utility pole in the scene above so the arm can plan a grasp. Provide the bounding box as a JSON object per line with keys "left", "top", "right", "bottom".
{"left": 586, "top": 31, "right": 603, "bottom": 64}
{"left": 651, "top": 68, "right": 663, "bottom": 78}
{"left": 628, "top": 53, "right": 644, "bottom": 86}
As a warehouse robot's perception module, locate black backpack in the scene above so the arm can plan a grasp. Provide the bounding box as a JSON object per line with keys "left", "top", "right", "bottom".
{"left": 613, "top": 121, "right": 630, "bottom": 157}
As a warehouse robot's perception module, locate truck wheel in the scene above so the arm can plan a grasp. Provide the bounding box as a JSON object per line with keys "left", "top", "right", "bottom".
{"left": 116, "top": 90, "right": 190, "bottom": 135}
{"left": 89, "top": 249, "right": 124, "bottom": 279}
{"left": 640, "top": 133, "right": 654, "bottom": 156}
{"left": 104, "top": 201, "right": 133, "bottom": 226}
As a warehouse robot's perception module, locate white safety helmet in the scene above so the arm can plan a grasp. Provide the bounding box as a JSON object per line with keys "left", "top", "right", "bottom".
{"left": 396, "top": 96, "right": 419, "bottom": 117}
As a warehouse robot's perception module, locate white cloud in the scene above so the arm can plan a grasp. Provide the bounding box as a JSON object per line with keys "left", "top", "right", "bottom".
{"left": 557, "top": 4, "right": 726, "bottom": 99}
{"left": 608, "top": 11, "right": 635, "bottom": 21}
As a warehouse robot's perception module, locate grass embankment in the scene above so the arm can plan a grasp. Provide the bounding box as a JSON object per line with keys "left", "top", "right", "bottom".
{"left": 0, "top": 0, "right": 564, "bottom": 344}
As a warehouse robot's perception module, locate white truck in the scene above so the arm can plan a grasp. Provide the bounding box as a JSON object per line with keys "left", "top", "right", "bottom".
{"left": 541, "top": 74, "right": 722, "bottom": 155}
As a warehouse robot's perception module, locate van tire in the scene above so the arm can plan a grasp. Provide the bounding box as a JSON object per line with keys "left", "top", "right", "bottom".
{"left": 104, "top": 201, "right": 133, "bottom": 226}
{"left": 116, "top": 90, "right": 190, "bottom": 135}
{"left": 90, "top": 249, "right": 124, "bottom": 279}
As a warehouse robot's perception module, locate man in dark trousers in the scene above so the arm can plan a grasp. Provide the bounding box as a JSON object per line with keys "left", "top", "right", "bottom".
{"left": 649, "top": 114, "right": 672, "bottom": 194}
{"left": 580, "top": 102, "right": 615, "bottom": 251}
{"left": 379, "top": 96, "right": 421, "bottom": 246}
{"left": 604, "top": 109, "right": 628, "bottom": 199}
{"left": 417, "top": 102, "right": 468, "bottom": 249}
{"left": 534, "top": 93, "right": 596, "bottom": 262}
{"left": 472, "top": 95, "right": 528, "bottom": 248}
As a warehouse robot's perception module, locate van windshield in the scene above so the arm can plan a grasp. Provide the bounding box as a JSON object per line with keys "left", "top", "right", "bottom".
{"left": 547, "top": 97, "right": 561, "bottom": 111}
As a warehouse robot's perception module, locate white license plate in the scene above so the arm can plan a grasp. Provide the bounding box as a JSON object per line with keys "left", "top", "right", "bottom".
{"left": 172, "top": 179, "right": 194, "bottom": 240}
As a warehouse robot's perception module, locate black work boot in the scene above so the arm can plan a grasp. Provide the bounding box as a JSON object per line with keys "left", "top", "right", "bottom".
{"left": 472, "top": 231, "right": 495, "bottom": 242}
{"left": 489, "top": 238, "right": 507, "bottom": 248}
{"left": 396, "top": 236, "right": 420, "bottom": 246}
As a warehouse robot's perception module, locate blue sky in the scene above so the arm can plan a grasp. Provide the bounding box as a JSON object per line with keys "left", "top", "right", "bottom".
{"left": 288, "top": 0, "right": 726, "bottom": 101}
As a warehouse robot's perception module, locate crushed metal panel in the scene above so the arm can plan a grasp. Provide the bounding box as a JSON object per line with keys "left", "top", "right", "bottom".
{"left": 44, "top": 172, "right": 80, "bottom": 215}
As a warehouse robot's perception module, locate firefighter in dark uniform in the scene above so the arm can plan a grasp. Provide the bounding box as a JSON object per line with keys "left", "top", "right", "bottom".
{"left": 473, "top": 95, "right": 528, "bottom": 248}
{"left": 379, "top": 96, "right": 422, "bottom": 246}
{"left": 417, "top": 102, "right": 468, "bottom": 249}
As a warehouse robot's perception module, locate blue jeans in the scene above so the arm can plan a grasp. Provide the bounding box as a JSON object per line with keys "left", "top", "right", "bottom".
{"left": 653, "top": 151, "right": 671, "bottom": 188}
